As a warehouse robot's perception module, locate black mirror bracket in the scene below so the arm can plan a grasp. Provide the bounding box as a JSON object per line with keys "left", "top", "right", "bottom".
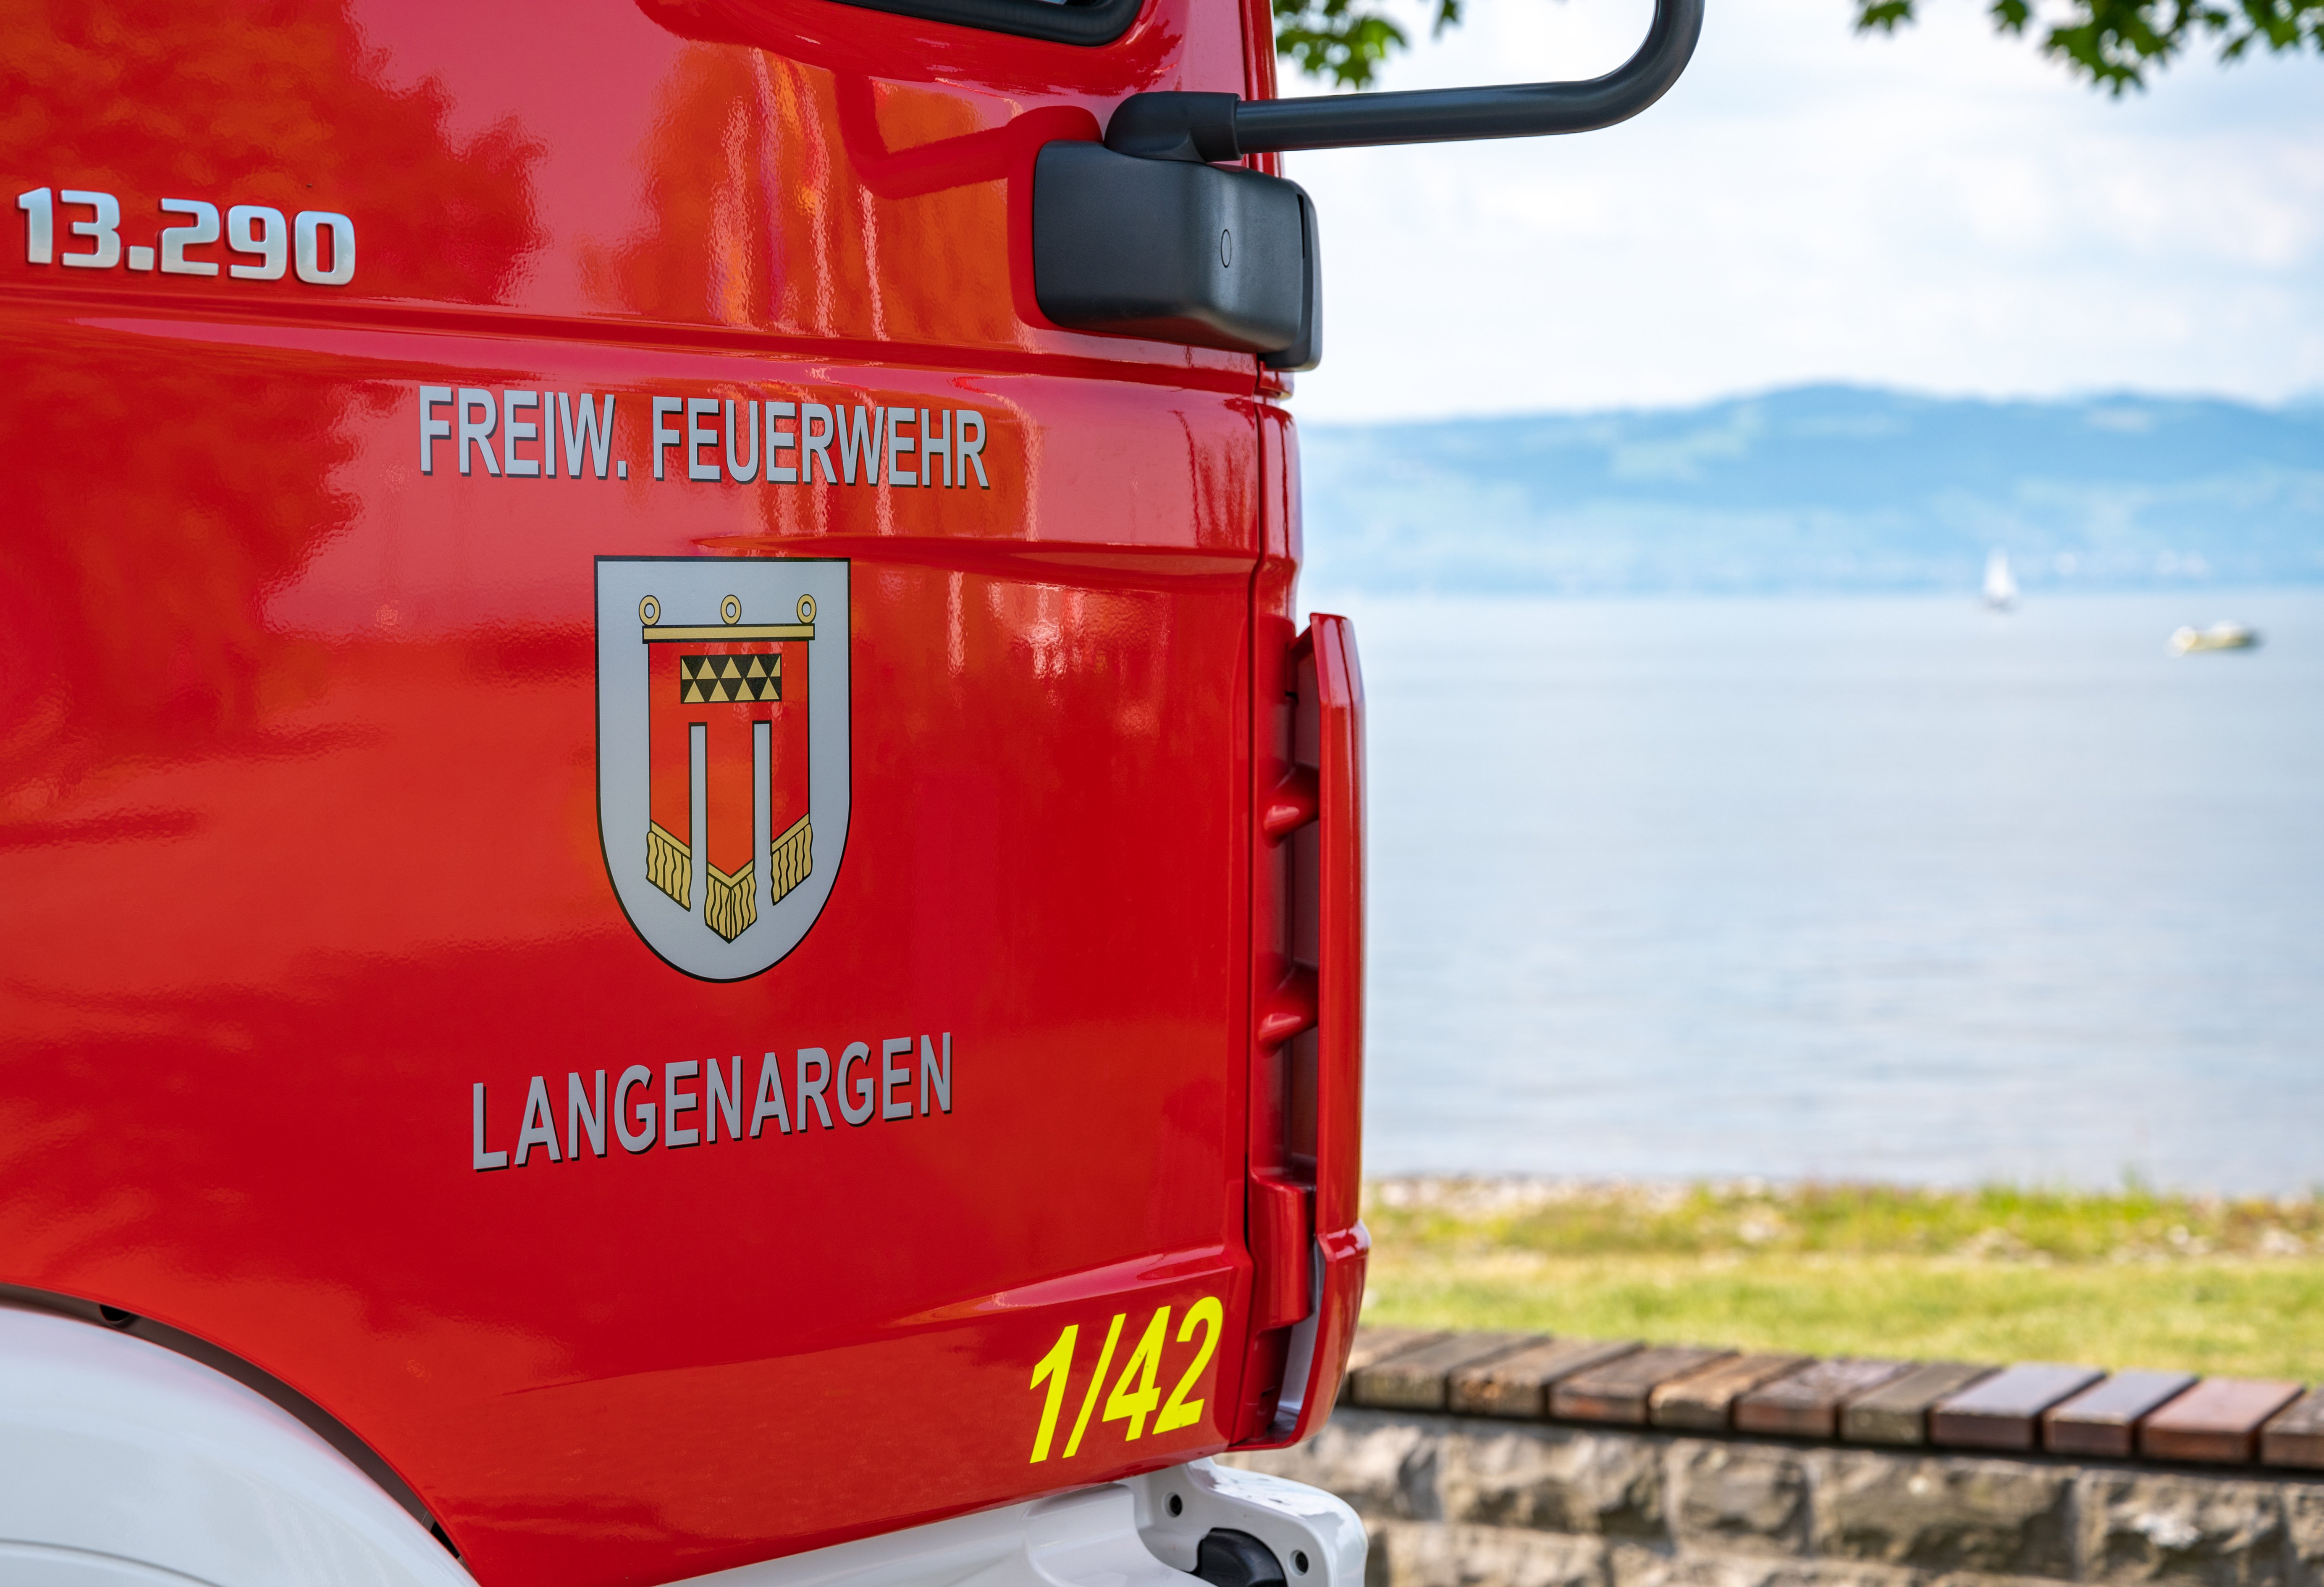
{"left": 1035, "top": 0, "right": 1702, "bottom": 372}
{"left": 1109, "top": 0, "right": 1703, "bottom": 157}
{"left": 1104, "top": 92, "right": 1246, "bottom": 162}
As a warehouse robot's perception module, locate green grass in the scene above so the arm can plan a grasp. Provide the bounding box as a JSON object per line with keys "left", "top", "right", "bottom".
{"left": 1359, "top": 1179, "right": 2324, "bottom": 1380}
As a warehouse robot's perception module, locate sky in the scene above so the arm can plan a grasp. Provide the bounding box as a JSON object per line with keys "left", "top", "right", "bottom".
{"left": 1275, "top": 0, "right": 2324, "bottom": 421}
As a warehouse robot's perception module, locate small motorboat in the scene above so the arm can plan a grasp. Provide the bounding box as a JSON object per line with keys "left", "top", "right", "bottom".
{"left": 2169, "top": 621, "right": 2261, "bottom": 655}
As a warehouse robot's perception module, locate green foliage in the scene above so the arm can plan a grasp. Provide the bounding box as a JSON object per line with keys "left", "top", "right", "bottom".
{"left": 1360, "top": 1180, "right": 2324, "bottom": 1377}
{"left": 1855, "top": 0, "right": 2324, "bottom": 93}
{"left": 1369, "top": 1253, "right": 2324, "bottom": 1377}
{"left": 1271, "top": 0, "right": 2322, "bottom": 94}
{"left": 1365, "top": 1177, "right": 2324, "bottom": 1261}
{"left": 1272, "top": 0, "right": 1459, "bottom": 88}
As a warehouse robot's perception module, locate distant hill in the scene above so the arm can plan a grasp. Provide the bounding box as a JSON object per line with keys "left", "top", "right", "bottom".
{"left": 1297, "top": 386, "right": 2324, "bottom": 595}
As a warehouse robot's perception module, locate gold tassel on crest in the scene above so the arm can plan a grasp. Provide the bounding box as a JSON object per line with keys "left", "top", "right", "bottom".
{"left": 646, "top": 823, "right": 692, "bottom": 910}
{"left": 706, "top": 859, "right": 757, "bottom": 942}
{"left": 770, "top": 815, "right": 813, "bottom": 905}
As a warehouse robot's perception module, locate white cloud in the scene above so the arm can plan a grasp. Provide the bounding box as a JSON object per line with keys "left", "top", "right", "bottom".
{"left": 1277, "top": 0, "right": 2324, "bottom": 419}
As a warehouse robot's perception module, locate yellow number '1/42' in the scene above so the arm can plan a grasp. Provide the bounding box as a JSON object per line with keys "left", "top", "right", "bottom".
{"left": 1156, "top": 1296, "right": 1222, "bottom": 1433}
{"left": 1062, "top": 1311, "right": 1125, "bottom": 1459}
{"left": 1026, "top": 1295, "right": 1222, "bottom": 1462}
{"left": 1027, "top": 1322, "right": 1078, "bottom": 1462}
{"left": 1104, "top": 1307, "right": 1170, "bottom": 1439}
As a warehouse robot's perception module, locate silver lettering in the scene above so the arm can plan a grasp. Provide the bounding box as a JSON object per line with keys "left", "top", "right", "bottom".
{"left": 664, "top": 1059, "right": 701, "bottom": 1147}
{"left": 750, "top": 1052, "right": 792, "bottom": 1137}
{"left": 706, "top": 1055, "right": 743, "bottom": 1143}
{"left": 726, "top": 400, "right": 760, "bottom": 484}
{"left": 766, "top": 401, "right": 798, "bottom": 484}
{"left": 687, "top": 397, "right": 720, "bottom": 483}
{"left": 796, "top": 1047, "right": 834, "bottom": 1129}
{"left": 956, "top": 409, "right": 988, "bottom": 488}
{"left": 503, "top": 390, "right": 541, "bottom": 478}
{"left": 292, "top": 210, "right": 355, "bottom": 286}
{"left": 17, "top": 187, "right": 52, "bottom": 265}
{"left": 881, "top": 1037, "right": 913, "bottom": 1121}
{"left": 921, "top": 1032, "right": 952, "bottom": 1116}
{"left": 457, "top": 388, "right": 500, "bottom": 477}
{"left": 476, "top": 1029, "right": 957, "bottom": 1179}
{"left": 801, "top": 403, "right": 835, "bottom": 484}
{"left": 514, "top": 1074, "right": 561, "bottom": 1165}
{"left": 568, "top": 1069, "right": 607, "bottom": 1158}
{"left": 225, "top": 204, "right": 286, "bottom": 278}
{"left": 157, "top": 197, "right": 219, "bottom": 275}
{"left": 615, "top": 1063, "right": 656, "bottom": 1152}
{"left": 60, "top": 190, "right": 122, "bottom": 270}
{"left": 419, "top": 386, "right": 452, "bottom": 476}
{"left": 561, "top": 392, "right": 616, "bottom": 479}
{"left": 472, "top": 1082, "right": 509, "bottom": 1171}
{"left": 652, "top": 395, "right": 683, "bottom": 481}
{"left": 833, "top": 405, "right": 884, "bottom": 486}
{"left": 922, "top": 408, "right": 950, "bottom": 488}
{"left": 838, "top": 1041, "right": 876, "bottom": 1126}
{"left": 886, "top": 407, "right": 917, "bottom": 487}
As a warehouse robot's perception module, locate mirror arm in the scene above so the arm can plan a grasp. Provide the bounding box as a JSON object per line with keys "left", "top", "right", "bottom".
{"left": 1104, "top": 0, "right": 1702, "bottom": 160}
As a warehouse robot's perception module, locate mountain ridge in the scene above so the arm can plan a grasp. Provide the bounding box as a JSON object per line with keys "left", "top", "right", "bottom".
{"left": 1296, "top": 385, "right": 2324, "bottom": 595}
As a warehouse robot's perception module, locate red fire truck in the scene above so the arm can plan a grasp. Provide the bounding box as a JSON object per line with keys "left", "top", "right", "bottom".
{"left": 0, "top": 0, "right": 1694, "bottom": 1581}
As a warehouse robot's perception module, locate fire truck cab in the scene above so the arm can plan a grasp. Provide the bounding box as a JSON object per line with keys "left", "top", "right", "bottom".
{"left": 0, "top": 0, "right": 1694, "bottom": 1581}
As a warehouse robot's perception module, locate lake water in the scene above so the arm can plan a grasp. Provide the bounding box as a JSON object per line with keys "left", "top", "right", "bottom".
{"left": 1307, "top": 587, "right": 2324, "bottom": 1193}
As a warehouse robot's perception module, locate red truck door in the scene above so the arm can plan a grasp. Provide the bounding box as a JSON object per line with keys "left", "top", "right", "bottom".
{"left": 0, "top": 0, "right": 1351, "bottom": 1580}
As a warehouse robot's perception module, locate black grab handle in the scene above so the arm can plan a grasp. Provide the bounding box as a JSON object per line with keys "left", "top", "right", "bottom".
{"left": 1104, "top": 0, "right": 1704, "bottom": 161}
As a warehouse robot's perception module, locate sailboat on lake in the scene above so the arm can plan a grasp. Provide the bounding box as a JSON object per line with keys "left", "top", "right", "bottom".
{"left": 1983, "top": 549, "right": 2020, "bottom": 611}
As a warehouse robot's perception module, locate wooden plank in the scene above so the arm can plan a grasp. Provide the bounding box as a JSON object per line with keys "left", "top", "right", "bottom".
{"left": 2139, "top": 1377, "right": 2304, "bottom": 1464}
{"left": 1351, "top": 1331, "right": 1539, "bottom": 1412}
{"left": 1930, "top": 1363, "right": 2104, "bottom": 1452}
{"left": 1650, "top": 1353, "right": 1816, "bottom": 1432}
{"left": 2042, "top": 1370, "right": 2197, "bottom": 1459}
{"left": 1840, "top": 1363, "right": 1997, "bottom": 1446}
{"left": 1346, "top": 1325, "right": 1449, "bottom": 1374}
{"left": 1551, "top": 1346, "right": 1734, "bottom": 1426}
{"left": 1736, "top": 1358, "right": 1912, "bottom": 1439}
{"left": 1451, "top": 1336, "right": 1643, "bottom": 1419}
{"left": 1336, "top": 1326, "right": 1449, "bottom": 1404}
{"left": 2260, "top": 1388, "right": 2324, "bottom": 1470}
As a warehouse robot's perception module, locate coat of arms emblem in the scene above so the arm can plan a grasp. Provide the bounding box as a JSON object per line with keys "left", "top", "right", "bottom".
{"left": 595, "top": 558, "right": 850, "bottom": 980}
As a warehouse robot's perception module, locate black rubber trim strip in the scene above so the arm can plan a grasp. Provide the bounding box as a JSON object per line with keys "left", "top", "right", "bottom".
{"left": 823, "top": 0, "right": 1145, "bottom": 47}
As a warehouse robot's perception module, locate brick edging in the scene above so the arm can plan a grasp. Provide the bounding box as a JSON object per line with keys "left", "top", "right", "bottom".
{"left": 1338, "top": 1326, "right": 2324, "bottom": 1472}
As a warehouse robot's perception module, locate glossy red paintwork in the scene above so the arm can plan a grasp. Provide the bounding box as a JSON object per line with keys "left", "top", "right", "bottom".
{"left": 0, "top": 0, "right": 1359, "bottom": 1582}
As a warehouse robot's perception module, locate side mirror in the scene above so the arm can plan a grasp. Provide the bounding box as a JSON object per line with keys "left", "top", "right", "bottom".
{"left": 1032, "top": 147, "right": 1321, "bottom": 370}
{"left": 1032, "top": 0, "right": 1703, "bottom": 370}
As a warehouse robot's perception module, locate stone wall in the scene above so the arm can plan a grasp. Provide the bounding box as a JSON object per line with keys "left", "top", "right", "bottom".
{"left": 1225, "top": 1409, "right": 2324, "bottom": 1587}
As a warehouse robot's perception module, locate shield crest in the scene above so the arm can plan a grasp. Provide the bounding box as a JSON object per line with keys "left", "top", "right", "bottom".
{"left": 596, "top": 558, "right": 850, "bottom": 980}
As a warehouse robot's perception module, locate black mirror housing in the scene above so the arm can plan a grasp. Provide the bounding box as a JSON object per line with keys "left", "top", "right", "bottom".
{"left": 1032, "top": 141, "right": 1321, "bottom": 372}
